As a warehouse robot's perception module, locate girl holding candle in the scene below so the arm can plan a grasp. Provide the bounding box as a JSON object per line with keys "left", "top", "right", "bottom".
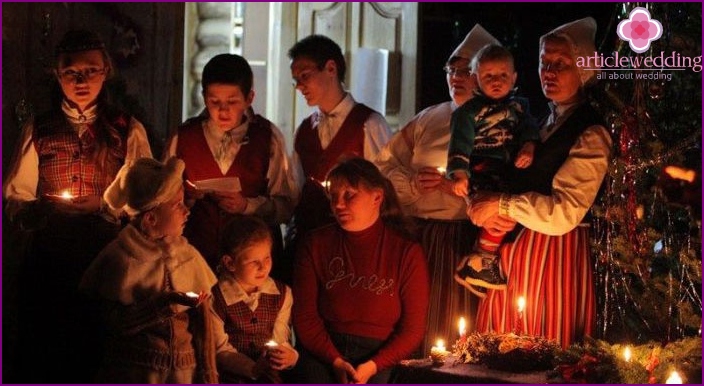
{"left": 211, "top": 214, "right": 298, "bottom": 382}
{"left": 3, "top": 29, "right": 152, "bottom": 382}
{"left": 292, "top": 158, "right": 430, "bottom": 384}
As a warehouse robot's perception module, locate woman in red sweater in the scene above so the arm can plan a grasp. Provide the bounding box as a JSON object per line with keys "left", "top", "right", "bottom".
{"left": 292, "top": 157, "right": 430, "bottom": 383}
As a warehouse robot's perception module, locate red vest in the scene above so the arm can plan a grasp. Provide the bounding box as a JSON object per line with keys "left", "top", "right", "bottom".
{"left": 176, "top": 115, "right": 272, "bottom": 268}
{"left": 292, "top": 104, "right": 374, "bottom": 234}
{"left": 212, "top": 280, "right": 286, "bottom": 360}
{"left": 33, "top": 108, "right": 129, "bottom": 197}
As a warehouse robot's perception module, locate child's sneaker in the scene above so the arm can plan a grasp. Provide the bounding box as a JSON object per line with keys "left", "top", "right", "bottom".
{"left": 454, "top": 251, "right": 507, "bottom": 295}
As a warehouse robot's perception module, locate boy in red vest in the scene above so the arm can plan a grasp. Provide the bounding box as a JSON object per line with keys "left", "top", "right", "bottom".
{"left": 164, "top": 54, "right": 297, "bottom": 272}
{"left": 285, "top": 35, "right": 392, "bottom": 281}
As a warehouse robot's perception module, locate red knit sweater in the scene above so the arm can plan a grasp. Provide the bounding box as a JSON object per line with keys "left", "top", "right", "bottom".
{"left": 292, "top": 219, "right": 429, "bottom": 371}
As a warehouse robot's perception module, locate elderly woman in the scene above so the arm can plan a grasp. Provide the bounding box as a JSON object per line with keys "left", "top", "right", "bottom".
{"left": 469, "top": 17, "right": 612, "bottom": 348}
{"left": 292, "top": 158, "right": 430, "bottom": 384}
{"left": 375, "top": 24, "right": 500, "bottom": 355}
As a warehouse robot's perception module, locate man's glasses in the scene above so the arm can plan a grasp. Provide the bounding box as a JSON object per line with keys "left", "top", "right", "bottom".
{"left": 443, "top": 65, "right": 472, "bottom": 78}
{"left": 58, "top": 67, "right": 106, "bottom": 83}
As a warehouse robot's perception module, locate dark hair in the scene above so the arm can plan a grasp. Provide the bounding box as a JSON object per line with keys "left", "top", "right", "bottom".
{"left": 219, "top": 215, "right": 272, "bottom": 267}
{"left": 325, "top": 157, "right": 415, "bottom": 238}
{"left": 471, "top": 44, "right": 514, "bottom": 73}
{"left": 288, "top": 34, "right": 346, "bottom": 82}
{"left": 202, "top": 53, "right": 253, "bottom": 95}
{"left": 55, "top": 29, "right": 122, "bottom": 185}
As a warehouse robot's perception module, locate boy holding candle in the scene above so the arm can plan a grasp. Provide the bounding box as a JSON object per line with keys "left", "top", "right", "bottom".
{"left": 211, "top": 214, "right": 298, "bottom": 382}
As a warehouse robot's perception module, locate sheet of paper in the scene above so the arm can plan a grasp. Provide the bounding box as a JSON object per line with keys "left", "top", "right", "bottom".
{"left": 192, "top": 177, "right": 241, "bottom": 193}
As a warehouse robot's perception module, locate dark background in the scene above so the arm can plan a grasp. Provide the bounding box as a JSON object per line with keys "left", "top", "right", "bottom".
{"left": 418, "top": 2, "right": 618, "bottom": 117}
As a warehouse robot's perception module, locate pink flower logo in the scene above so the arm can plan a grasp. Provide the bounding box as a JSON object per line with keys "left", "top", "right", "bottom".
{"left": 617, "top": 7, "right": 663, "bottom": 53}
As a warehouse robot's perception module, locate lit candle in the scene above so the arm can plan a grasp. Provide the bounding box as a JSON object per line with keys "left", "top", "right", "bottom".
{"left": 430, "top": 339, "right": 449, "bottom": 364}
{"left": 185, "top": 291, "right": 199, "bottom": 299}
{"left": 623, "top": 346, "right": 632, "bottom": 362}
{"left": 458, "top": 317, "right": 467, "bottom": 338}
{"left": 515, "top": 296, "right": 526, "bottom": 335}
{"left": 436, "top": 167, "right": 446, "bottom": 175}
{"left": 665, "top": 370, "right": 683, "bottom": 384}
{"left": 321, "top": 180, "right": 330, "bottom": 189}
{"left": 264, "top": 340, "right": 279, "bottom": 349}
{"left": 60, "top": 190, "right": 74, "bottom": 200}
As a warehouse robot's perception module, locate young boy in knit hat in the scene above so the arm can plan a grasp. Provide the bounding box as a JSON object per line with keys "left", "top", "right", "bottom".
{"left": 448, "top": 44, "right": 540, "bottom": 297}
{"left": 80, "top": 157, "right": 272, "bottom": 383}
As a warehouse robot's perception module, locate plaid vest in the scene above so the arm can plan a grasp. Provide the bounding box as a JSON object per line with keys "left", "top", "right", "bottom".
{"left": 292, "top": 103, "right": 374, "bottom": 234}
{"left": 33, "top": 108, "right": 129, "bottom": 197}
{"left": 212, "top": 280, "right": 286, "bottom": 360}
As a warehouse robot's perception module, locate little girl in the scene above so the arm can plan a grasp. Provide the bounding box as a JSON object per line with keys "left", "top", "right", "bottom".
{"left": 80, "top": 158, "right": 262, "bottom": 383}
{"left": 212, "top": 215, "right": 298, "bottom": 382}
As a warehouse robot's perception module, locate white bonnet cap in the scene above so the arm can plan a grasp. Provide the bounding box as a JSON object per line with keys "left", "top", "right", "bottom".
{"left": 104, "top": 157, "right": 185, "bottom": 216}
{"left": 448, "top": 24, "right": 500, "bottom": 63}
{"left": 540, "top": 17, "right": 598, "bottom": 84}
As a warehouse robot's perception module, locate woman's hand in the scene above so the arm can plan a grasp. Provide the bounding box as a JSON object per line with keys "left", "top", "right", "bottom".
{"left": 352, "top": 360, "right": 377, "bottom": 384}
{"left": 483, "top": 214, "right": 517, "bottom": 235}
{"left": 467, "top": 193, "right": 501, "bottom": 226}
{"left": 266, "top": 344, "right": 297, "bottom": 370}
{"left": 332, "top": 357, "right": 357, "bottom": 383}
{"left": 415, "top": 167, "right": 455, "bottom": 196}
{"left": 212, "top": 190, "right": 247, "bottom": 214}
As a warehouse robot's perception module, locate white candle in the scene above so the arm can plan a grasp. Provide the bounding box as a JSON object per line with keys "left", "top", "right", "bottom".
{"left": 665, "top": 370, "right": 682, "bottom": 384}
{"left": 623, "top": 346, "right": 631, "bottom": 362}
{"left": 430, "top": 339, "right": 448, "bottom": 363}
{"left": 458, "top": 317, "right": 467, "bottom": 338}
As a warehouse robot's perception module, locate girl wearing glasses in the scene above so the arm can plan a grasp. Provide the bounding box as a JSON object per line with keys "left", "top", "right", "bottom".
{"left": 3, "top": 29, "right": 151, "bottom": 383}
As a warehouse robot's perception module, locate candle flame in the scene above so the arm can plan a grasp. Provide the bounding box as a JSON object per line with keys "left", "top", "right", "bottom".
{"left": 665, "top": 370, "right": 683, "bottom": 384}
{"left": 60, "top": 190, "right": 74, "bottom": 200}
{"left": 265, "top": 340, "right": 279, "bottom": 348}
{"left": 435, "top": 339, "right": 445, "bottom": 350}
{"left": 321, "top": 180, "right": 330, "bottom": 189}
{"left": 185, "top": 291, "right": 199, "bottom": 298}
{"left": 623, "top": 346, "right": 631, "bottom": 362}
{"left": 436, "top": 167, "right": 446, "bottom": 174}
{"left": 458, "top": 317, "right": 467, "bottom": 337}
{"left": 517, "top": 296, "right": 526, "bottom": 313}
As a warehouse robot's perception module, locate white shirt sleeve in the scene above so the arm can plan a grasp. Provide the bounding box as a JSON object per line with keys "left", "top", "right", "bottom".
{"left": 363, "top": 112, "right": 392, "bottom": 161}
{"left": 507, "top": 125, "right": 612, "bottom": 235}
{"left": 125, "top": 117, "right": 153, "bottom": 163}
{"left": 374, "top": 118, "right": 422, "bottom": 207}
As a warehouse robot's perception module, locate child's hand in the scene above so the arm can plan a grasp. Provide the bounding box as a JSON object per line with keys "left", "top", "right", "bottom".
{"left": 514, "top": 142, "right": 535, "bottom": 168}
{"left": 266, "top": 344, "right": 297, "bottom": 370}
{"left": 45, "top": 194, "right": 102, "bottom": 215}
{"left": 451, "top": 173, "right": 469, "bottom": 197}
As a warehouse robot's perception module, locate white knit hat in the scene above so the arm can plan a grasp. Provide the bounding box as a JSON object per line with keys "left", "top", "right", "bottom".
{"left": 448, "top": 24, "right": 501, "bottom": 63}
{"left": 104, "top": 157, "right": 185, "bottom": 216}
{"left": 540, "top": 17, "right": 598, "bottom": 84}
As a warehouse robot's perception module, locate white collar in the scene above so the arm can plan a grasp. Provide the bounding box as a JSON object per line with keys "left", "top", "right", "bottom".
{"left": 314, "top": 93, "right": 356, "bottom": 123}
{"left": 218, "top": 275, "right": 280, "bottom": 306}
{"left": 61, "top": 100, "right": 98, "bottom": 125}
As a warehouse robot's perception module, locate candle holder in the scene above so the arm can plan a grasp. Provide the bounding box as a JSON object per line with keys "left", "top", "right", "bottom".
{"left": 430, "top": 339, "right": 449, "bottom": 366}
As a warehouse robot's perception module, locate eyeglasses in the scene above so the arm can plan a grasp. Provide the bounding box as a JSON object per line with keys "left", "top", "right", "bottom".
{"left": 443, "top": 65, "right": 472, "bottom": 78}
{"left": 539, "top": 60, "right": 570, "bottom": 74}
{"left": 291, "top": 68, "right": 320, "bottom": 87}
{"left": 58, "top": 67, "right": 106, "bottom": 83}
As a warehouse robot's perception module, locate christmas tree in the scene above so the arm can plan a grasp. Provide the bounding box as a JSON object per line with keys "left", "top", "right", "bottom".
{"left": 588, "top": 2, "right": 702, "bottom": 345}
